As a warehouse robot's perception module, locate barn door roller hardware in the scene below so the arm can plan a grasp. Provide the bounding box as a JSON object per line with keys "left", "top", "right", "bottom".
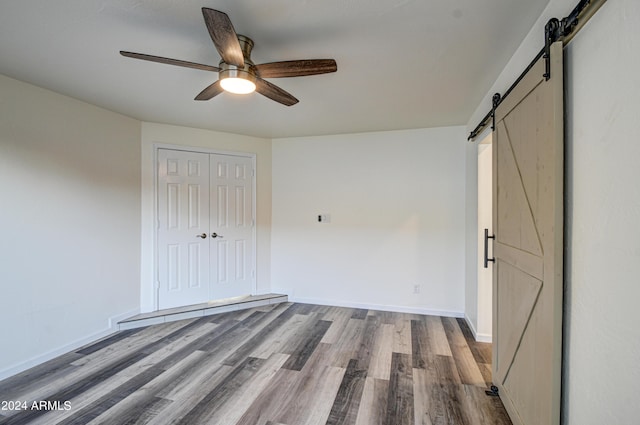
{"left": 544, "top": 0, "right": 598, "bottom": 80}
{"left": 468, "top": 0, "right": 607, "bottom": 141}
{"left": 543, "top": 18, "right": 561, "bottom": 81}
{"left": 485, "top": 384, "right": 500, "bottom": 397}
{"left": 491, "top": 93, "right": 501, "bottom": 131}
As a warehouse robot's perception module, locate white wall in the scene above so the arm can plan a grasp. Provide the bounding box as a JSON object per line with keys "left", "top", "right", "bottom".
{"left": 467, "top": 0, "right": 640, "bottom": 423}
{"left": 272, "top": 127, "right": 467, "bottom": 315}
{"left": 563, "top": 1, "right": 640, "bottom": 423}
{"left": 140, "top": 123, "right": 272, "bottom": 312}
{"left": 0, "top": 74, "right": 141, "bottom": 379}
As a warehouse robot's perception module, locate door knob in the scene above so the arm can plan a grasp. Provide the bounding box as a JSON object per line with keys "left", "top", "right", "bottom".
{"left": 211, "top": 232, "right": 223, "bottom": 238}
{"left": 196, "top": 233, "right": 207, "bottom": 239}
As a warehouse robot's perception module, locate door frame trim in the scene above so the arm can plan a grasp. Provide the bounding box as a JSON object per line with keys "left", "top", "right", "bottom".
{"left": 151, "top": 143, "right": 257, "bottom": 311}
{"left": 475, "top": 131, "right": 493, "bottom": 343}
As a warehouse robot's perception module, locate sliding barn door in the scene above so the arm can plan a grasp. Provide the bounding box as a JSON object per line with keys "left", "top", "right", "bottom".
{"left": 492, "top": 41, "right": 564, "bottom": 425}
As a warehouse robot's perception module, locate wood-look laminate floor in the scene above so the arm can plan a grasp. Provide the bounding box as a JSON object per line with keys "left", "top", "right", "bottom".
{"left": 0, "top": 303, "right": 512, "bottom": 425}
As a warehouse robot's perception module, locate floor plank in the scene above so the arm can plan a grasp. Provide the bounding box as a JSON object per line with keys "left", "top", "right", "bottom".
{"left": 355, "top": 377, "right": 388, "bottom": 425}
{"left": 326, "top": 317, "right": 366, "bottom": 369}
{"left": 392, "top": 313, "right": 413, "bottom": 355}
{"left": 202, "top": 353, "right": 290, "bottom": 425}
{"left": 236, "top": 343, "right": 344, "bottom": 425}
{"left": 325, "top": 359, "right": 367, "bottom": 425}
{"left": 367, "top": 323, "right": 394, "bottom": 380}
{"left": 281, "top": 319, "right": 332, "bottom": 371}
{"left": 0, "top": 303, "right": 512, "bottom": 425}
{"left": 411, "top": 319, "right": 432, "bottom": 370}
{"left": 441, "top": 317, "right": 486, "bottom": 387}
{"left": 386, "top": 352, "right": 414, "bottom": 425}
{"left": 426, "top": 316, "right": 453, "bottom": 357}
{"left": 175, "top": 356, "right": 265, "bottom": 425}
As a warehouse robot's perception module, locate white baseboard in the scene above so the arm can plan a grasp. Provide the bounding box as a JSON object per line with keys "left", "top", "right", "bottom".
{"left": 109, "top": 308, "right": 140, "bottom": 329}
{"left": 475, "top": 333, "right": 492, "bottom": 343}
{"left": 0, "top": 308, "right": 139, "bottom": 382}
{"left": 464, "top": 314, "right": 492, "bottom": 343}
{"left": 288, "top": 296, "right": 464, "bottom": 318}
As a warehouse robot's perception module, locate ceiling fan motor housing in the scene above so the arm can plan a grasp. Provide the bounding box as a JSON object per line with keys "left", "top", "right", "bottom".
{"left": 219, "top": 34, "right": 257, "bottom": 83}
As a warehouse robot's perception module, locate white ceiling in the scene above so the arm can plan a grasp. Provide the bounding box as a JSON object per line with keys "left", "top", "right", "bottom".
{"left": 0, "top": 0, "right": 550, "bottom": 139}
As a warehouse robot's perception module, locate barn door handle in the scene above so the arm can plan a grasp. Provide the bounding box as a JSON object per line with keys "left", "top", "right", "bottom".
{"left": 196, "top": 233, "right": 207, "bottom": 239}
{"left": 484, "top": 228, "right": 495, "bottom": 268}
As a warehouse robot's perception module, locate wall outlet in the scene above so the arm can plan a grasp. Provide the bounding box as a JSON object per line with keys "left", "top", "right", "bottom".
{"left": 413, "top": 284, "right": 421, "bottom": 294}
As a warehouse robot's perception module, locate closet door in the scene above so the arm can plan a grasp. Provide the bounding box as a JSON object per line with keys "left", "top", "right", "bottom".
{"left": 157, "top": 149, "right": 255, "bottom": 309}
{"left": 157, "top": 149, "right": 211, "bottom": 309}
{"left": 209, "top": 154, "right": 254, "bottom": 299}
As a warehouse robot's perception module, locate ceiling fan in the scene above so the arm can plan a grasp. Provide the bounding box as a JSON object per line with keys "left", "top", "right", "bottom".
{"left": 120, "top": 7, "right": 337, "bottom": 106}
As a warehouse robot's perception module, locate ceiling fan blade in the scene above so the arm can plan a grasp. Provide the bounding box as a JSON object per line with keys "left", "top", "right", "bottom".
{"left": 195, "top": 80, "right": 224, "bottom": 101}
{"left": 120, "top": 51, "right": 219, "bottom": 72}
{"left": 202, "top": 8, "right": 244, "bottom": 68}
{"left": 255, "top": 78, "right": 299, "bottom": 106}
{"left": 255, "top": 59, "right": 337, "bottom": 78}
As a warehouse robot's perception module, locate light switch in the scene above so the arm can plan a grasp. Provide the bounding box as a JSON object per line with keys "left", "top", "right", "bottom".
{"left": 317, "top": 214, "right": 331, "bottom": 223}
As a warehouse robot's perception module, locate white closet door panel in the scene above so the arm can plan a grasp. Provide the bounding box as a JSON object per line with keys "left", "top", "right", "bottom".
{"left": 157, "top": 149, "right": 210, "bottom": 309}
{"left": 209, "top": 154, "right": 254, "bottom": 298}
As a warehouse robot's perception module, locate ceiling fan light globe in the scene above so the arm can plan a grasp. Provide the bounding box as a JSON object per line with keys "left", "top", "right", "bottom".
{"left": 220, "top": 77, "right": 256, "bottom": 94}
